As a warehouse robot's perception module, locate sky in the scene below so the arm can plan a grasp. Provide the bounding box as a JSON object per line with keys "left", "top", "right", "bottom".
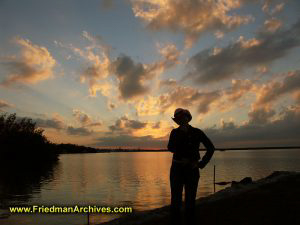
{"left": 0, "top": 0, "right": 300, "bottom": 149}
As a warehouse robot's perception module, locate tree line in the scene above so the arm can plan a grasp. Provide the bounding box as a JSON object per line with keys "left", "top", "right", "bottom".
{"left": 0, "top": 112, "right": 59, "bottom": 164}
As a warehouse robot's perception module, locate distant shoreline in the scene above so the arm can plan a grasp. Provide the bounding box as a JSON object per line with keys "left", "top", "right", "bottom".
{"left": 58, "top": 145, "right": 300, "bottom": 154}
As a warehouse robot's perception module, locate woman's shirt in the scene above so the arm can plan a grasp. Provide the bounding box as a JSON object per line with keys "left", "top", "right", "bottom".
{"left": 167, "top": 124, "right": 215, "bottom": 164}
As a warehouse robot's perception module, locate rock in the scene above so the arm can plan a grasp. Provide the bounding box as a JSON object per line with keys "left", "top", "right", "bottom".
{"left": 239, "top": 177, "right": 253, "bottom": 184}
{"left": 231, "top": 176, "right": 253, "bottom": 188}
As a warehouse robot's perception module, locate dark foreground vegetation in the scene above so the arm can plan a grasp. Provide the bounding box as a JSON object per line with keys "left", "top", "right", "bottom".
{"left": 0, "top": 113, "right": 60, "bottom": 205}
{"left": 0, "top": 113, "right": 59, "bottom": 164}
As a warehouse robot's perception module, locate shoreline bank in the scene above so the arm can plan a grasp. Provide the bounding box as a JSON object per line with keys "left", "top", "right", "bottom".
{"left": 98, "top": 171, "right": 300, "bottom": 225}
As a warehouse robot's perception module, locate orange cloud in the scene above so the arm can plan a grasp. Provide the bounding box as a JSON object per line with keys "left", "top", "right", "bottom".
{"left": 252, "top": 70, "right": 300, "bottom": 112}
{"left": 135, "top": 95, "right": 162, "bottom": 116}
{"left": 293, "top": 91, "right": 300, "bottom": 104}
{"left": 0, "top": 99, "right": 14, "bottom": 109}
{"left": 1, "top": 37, "right": 56, "bottom": 86}
{"left": 134, "top": 84, "right": 222, "bottom": 117}
{"left": 72, "top": 109, "right": 93, "bottom": 125}
{"left": 225, "top": 79, "right": 254, "bottom": 102}
{"left": 156, "top": 43, "right": 181, "bottom": 64}
{"left": 135, "top": 78, "right": 256, "bottom": 118}
{"left": 262, "top": 0, "right": 285, "bottom": 15}
{"left": 132, "top": 120, "right": 172, "bottom": 138}
{"left": 237, "top": 36, "right": 262, "bottom": 48}
{"left": 72, "top": 108, "right": 103, "bottom": 127}
{"left": 184, "top": 20, "right": 300, "bottom": 84}
{"left": 34, "top": 113, "right": 65, "bottom": 130}
{"left": 264, "top": 17, "right": 282, "bottom": 32}
{"left": 61, "top": 32, "right": 179, "bottom": 102}
{"left": 214, "top": 30, "right": 225, "bottom": 39}
{"left": 57, "top": 31, "right": 113, "bottom": 97}
{"left": 131, "top": 0, "right": 254, "bottom": 48}
{"left": 107, "top": 101, "right": 117, "bottom": 110}
{"left": 159, "top": 78, "right": 177, "bottom": 88}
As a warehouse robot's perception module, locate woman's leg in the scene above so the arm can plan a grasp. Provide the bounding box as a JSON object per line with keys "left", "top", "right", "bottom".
{"left": 170, "top": 164, "right": 184, "bottom": 225}
{"left": 184, "top": 168, "right": 200, "bottom": 225}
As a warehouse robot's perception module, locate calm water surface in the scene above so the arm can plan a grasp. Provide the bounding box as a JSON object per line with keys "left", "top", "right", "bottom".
{"left": 1, "top": 149, "right": 300, "bottom": 225}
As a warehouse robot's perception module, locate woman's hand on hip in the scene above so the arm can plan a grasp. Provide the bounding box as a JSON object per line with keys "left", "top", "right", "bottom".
{"left": 197, "top": 160, "right": 206, "bottom": 169}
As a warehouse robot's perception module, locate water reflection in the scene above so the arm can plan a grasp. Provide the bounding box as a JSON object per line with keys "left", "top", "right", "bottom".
{"left": 0, "top": 158, "right": 60, "bottom": 206}
{"left": 0, "top": 150, "right": 299, "bottom": 225}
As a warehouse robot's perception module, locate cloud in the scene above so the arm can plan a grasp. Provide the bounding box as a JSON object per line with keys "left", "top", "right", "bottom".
{"left": 135, "top": 85, "right": 222, "bottom": 117}
{"left": 156, "top": 43, "right": 181, "bottom": 68}
{"left": 110, "top": 43, "right": 181, "bottom": 101}
{"left": 247, "top": 107, "right": 276, "bottom": 125}
{"left": 79, "top": 59, "right": 113, "bottom": 97}
{"left": 81, "top": 31, "right": 112, "bottom": 56}
{"left": 256, "top": 65, "right": 268, "bottom": 73}
{"left": 135, "top": 86, "right": 193, "bottom": 116}
{"left": 72, "top": 109, "right": 103, "bottom": 128}
{"left": 107, "top": 101, "right": 117, "bottom": 110}
{"left": 131, "top": 0, "right": 254, "bottom": 48}
{"left": 294, "top": 91, "right": 300, "bottom": 104}
{"left": 125, "top": 119, "right": 147, "bottom": 129}
{"left": 131, "top": 120, "right": 172, "bottom": 138}
{"left": 66, "top": 126, "right": 92, "bottom": 136}
{"left": 184, "top": 19, "right": 300, "bottom": 84}
{"left": 95, "top": 105, "right": 300, "bottom": 148}
{"left": 97, "top": 118, "right": 173, "bottom": 148}
{"left": 85, "top": 122, "right": 103, "bottom": 127}
{"left": 225, "top": 79, "right": 254, "bottom": 102}
{"left": 204, "top": 105, "right": 300, "bottom": 147}
{"left": 33, "top": 113, "right": 65, "bottom": 130}
{"left": 107, "top": 115, "right": 172, "bottom": 141}
{"left": 59, "top": 31, "right": 113, "bottom": 97}
{"left": 135, "top": 95, "right": 163, "bottom": 116}
{"left": 94, "top": 133, "right": 168, "bottom": 148}
{"left": 208, "top": 79, "right": 255, "bottom": 113}
{"left": 87, "top": 80, "right": 114, "bottom": 98}
{"left": 135, "top": 78, "right": 256, "bottom": 117}
{"left": 77, "top": 33, "right": 180, "bottom": 101}
{"left": 1, "top": 37, "right": 56, "bottom": 86}
{"left": 190, "top": 90, "right": 221, "bottom": 114}
{"left": 262, "top": 0, "right": 285, "bottom": 15}
{"left": 264, "top": 17, "right": 282, "bottom": 32}
{"left": 159, "top": 78, "right": 177, "bottom": 88}
{"left": 72, "top": 109, "right": 92, "bottom": 125}
{"left": 109, "top": 115, "right": 147, "bottom": 132}
{"left": 33, "top": 112, "right": 96, "bottom": 136}
{"left": 34, "top": 117, "right": 65, "bottom": 130}
{"left": 214, "top": 31, "right": 225, "bottom": 39}
{"left": 0, "top": 99, "right": 14, "bottom": 109}
{"left": 111, "top": 55, "right": 153, "bottom": 100}
{"left": 253, "top": 70, "right": 300, "bottom": 109}
{"left": 62, "top": 33, "right": 179, "bottom": 101}
{"left": 152, "top": 121, "right": 160, "bottom": 129}
{"left": 221, "top": 71, "right": 300, "bottom": 126}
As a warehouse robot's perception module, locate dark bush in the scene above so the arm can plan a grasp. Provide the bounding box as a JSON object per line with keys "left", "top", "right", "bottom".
{"left": 0, "top": 112, "right": 58, "bottom": 164}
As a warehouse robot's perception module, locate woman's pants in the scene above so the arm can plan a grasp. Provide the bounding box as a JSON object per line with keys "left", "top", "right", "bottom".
{"left": 169, "top": 162, "right": 200, "bottom": 225}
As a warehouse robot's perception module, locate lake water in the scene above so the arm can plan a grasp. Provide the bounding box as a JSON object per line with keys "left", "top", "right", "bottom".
{"left": 1, "top": 149, "right": 300, "bottom": 225}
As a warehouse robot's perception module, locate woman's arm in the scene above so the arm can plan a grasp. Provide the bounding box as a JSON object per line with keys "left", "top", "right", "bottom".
{"left": 197, "top": 130, "right": 215, "bottom": 169}
{"left": 167, "top": 129, "right": 177, "bottom": 153}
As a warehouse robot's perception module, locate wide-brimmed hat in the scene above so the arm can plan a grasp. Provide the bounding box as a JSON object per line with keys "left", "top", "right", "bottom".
{"left": 171, "top": 108, "right": 192, "bottom": 123}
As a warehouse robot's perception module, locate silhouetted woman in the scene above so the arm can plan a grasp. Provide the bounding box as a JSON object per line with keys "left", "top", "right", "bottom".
{"left": 167, "top": 108, "right": 215, "bottom": 225}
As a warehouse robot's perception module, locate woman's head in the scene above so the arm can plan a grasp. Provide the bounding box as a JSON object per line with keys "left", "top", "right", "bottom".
{"left": 172, "top": 108, "right": 192, "bottom": 125}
